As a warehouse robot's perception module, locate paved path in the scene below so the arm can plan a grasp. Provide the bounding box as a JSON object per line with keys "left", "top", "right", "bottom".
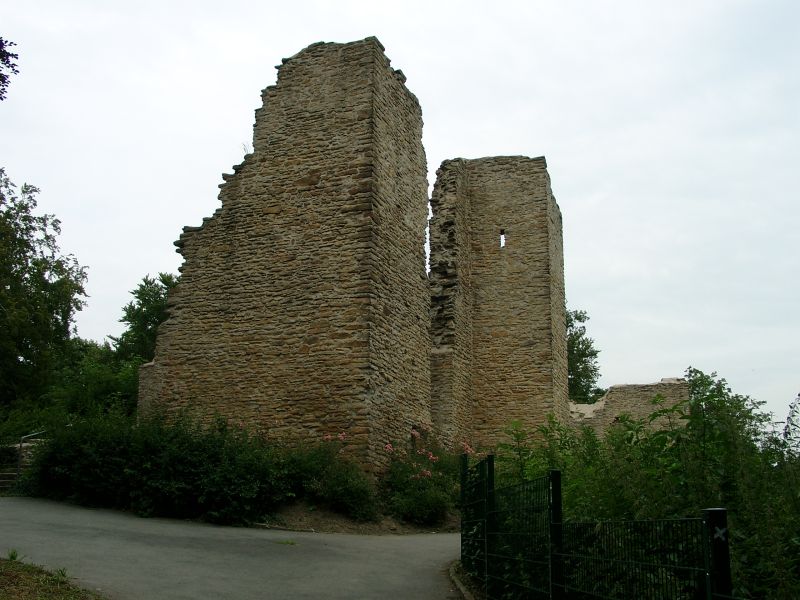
{"left": 0, "top": 497, "right": 461, "bottom": 599}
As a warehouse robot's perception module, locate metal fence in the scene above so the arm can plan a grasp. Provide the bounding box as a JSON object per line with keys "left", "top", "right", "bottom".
{"left": 460, "top": 454, "right": 734, "bottom": 600}
{"left": 461, "top": 454, "right": 489, "bottom": 591}
{"left": 486, "top": 464, "right": 551, "bottom": 599}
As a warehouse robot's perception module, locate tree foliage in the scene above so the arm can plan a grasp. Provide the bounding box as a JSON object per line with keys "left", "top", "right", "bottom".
{"left": 0, "top": 169, "right": 87, "bottom": 407}
{"left": 111, "top": 272, "right": 177, "bottom": 362}
{"left": 44, "top": 337, "right": 141, "bottom": 415}
{"left": 785, "top": 392, "right": 800, "bottom": 456}
{"left": 0, "top": 37, "right": 19, "bottom": 101}
{"left": 496, "top": 367, "right": 800, "bottom": 599}
{"left": 566, "top": 308, "right": 604, "bottom": 403}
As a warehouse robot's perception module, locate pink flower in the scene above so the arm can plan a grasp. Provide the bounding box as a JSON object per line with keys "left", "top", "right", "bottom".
{"left": 410, "top": 429, "right": 421, "bottom": 439}
{"left": 337, "top": 432, "right": 347, "bottom": 442}
{"left": 384, "top": 443, "right": 394, "bottom": 453}
{"left": 461, "top": 441, "right": 475, "bottom": 455}
{"left": 420, "top": 469, "right": 432, "bottom": 478}
{"left": 428, "top": 451, "right": 439, "bottom": 462}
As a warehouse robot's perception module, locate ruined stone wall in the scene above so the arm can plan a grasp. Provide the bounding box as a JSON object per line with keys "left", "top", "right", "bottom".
{"left": 429, "top": 157, "right": 569, "bottom": 449}
{"left": 569, "top": 378, "right": 689, "bottom": 435}
{"left": 138, "top": 37, "right": 431, "bottom": 467}
{"left": 548, "top": 186, "right": 569, "bottom": 418}
{"left": 364, "top": 45, "right": 432, "bottom": 457}
{"left": 429, "top": 160, "right": 474, "bottom": 448}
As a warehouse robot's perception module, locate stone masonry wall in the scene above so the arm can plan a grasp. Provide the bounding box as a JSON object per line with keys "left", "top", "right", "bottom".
{"left": 429, "top": 157, "right": 569, "bottom": 449}
{"left": 569, "top": 378, "right": 690, "bottom": 435}
{"left": 138, "top": 38, "right": 431, "bottom": 468}
{"left": 363, "top": 45, "right": 432, "bottom": 460}
{"left": 429, "top": 160, "right": 473, "bottom": 448}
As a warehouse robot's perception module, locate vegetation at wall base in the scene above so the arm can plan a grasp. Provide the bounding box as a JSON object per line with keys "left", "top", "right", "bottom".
{"left": 15, "top": 412, "right": 464, "bottom": 527}
{"left": 493, "top": 367, "right": 800, "bottom": 600}
{"left": 284, "top": 438, "right": 378, "bottom": 522}
{"left": 381, "top": 432, "right": 460, "bottom": 525}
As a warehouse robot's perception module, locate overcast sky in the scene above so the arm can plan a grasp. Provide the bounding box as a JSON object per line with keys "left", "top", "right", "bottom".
{"left": 2, "top": 0, "right": 797, "bottom": 420}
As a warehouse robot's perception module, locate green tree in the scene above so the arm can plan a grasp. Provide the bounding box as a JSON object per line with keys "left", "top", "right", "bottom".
{"left": 0, "top": 37, "right": 19, "bottom": 101}
{"left": 0, "top": 169, "right": 87, "bottom": 407}
{"left": 566, "top": 308, "right": 604, "bottom": 403}
{"left": 785, "top": 392, "right": 800, "bottom": 456}
{"left": 497, "top": 367, "right": 800, "bottom": 598}
{"left": 45, "top": 337, "right": 140, "bottom": 416}
{"left": 111, "top": 273, "right": 177, "bottom": 362}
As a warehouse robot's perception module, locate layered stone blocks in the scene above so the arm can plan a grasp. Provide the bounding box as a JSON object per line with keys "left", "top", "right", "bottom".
{"left": 138, "top": 38, "right": 432, "bottom": 468}
{"left": 569, "top": 378, "right": 690, "bottom": 434}
{"left": 140, "top": 37, "right": 580, "bottom": 463}
{"left": 429, "top": 157, "right": 569, "bottom": 449}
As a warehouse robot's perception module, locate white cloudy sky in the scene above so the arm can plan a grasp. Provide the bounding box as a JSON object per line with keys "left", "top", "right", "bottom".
{"left": 1, "top": 1, "right": 797, "bottom": 420}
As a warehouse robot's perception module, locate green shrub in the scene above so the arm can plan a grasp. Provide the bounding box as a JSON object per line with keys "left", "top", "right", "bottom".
{"left": 0, "top": 444, "right": 17, "bottom": 464}
{"left": 0, "top": 402, "right": 73, "bottom": 445}
{"left": 315, "top": 458, "right": 378, "bottom": 521}
{"left": 22, "top": 415, "right": 384, "bottom": 525}
{"left": 493, "top": 368, "right": 800, "bottom": 600}
{"left": 23, "top": 412, "right": 132, "bottom": 508}
{"left": 382, "top": 432, "right": 459, "bottom": 526}
{"left": 387, "top": 477, "right": 451, "bottom": 525}
{"left": 285, "top": 436, "right": 377, "bottom": 521}
{"left": 23, "top": 413, "right": 292, "bottom": 524}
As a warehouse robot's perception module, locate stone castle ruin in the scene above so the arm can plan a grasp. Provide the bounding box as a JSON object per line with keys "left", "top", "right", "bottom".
{"left": 429, "top": 157, "right": 569, "bottom": 448}
{"left": 569, "top": 379, "right": 690, "bottom": 435}
{"left": 138, "top": 37, "right": 685, "bottom": 466}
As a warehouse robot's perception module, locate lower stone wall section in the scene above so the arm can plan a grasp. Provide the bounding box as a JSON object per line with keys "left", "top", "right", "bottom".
{"left": 569, "top": 378, "right": 690, "bottom": 435}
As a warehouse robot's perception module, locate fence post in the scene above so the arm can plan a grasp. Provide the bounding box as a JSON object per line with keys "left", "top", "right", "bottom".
{"left": 549, "top": 469, "right": 564, "bottom": 600}
{"left": 703, "top": 508, "right": 732, "bottom": 599}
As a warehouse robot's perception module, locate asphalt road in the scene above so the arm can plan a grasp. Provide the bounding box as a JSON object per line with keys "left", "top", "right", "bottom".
{"left": 0, "top": 497, "right": 462, "bottom": 599}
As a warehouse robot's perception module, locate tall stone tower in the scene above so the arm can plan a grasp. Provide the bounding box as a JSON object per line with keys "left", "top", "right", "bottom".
{"left": 429, "top": 157, "right": 569, "bottom": 448}
{"left": 138, "top": 38, "right": 432, "bottom": 467}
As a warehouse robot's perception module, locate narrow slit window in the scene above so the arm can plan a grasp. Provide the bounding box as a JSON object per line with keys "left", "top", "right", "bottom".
{"left": 500, "top": 229, "right": 506, "bottom": 248}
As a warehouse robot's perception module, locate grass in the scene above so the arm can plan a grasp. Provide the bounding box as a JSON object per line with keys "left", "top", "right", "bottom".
{"left": 0, "top": 557, "right": 107, "bottom": 600}
{"left": 271, "top": 539, "right": 297, "bottom": 546}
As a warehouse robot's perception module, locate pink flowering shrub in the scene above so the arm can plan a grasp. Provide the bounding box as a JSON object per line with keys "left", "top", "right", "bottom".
{"left": 380, "top": 428, "right": 460, "bottom": 525}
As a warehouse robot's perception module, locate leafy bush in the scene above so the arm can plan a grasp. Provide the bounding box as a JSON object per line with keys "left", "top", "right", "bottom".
{"left": 0, "top": 443, "right": 16, "bottom": 464}
{"left": 381, "top": 430, "right": 459, "bottom": 525}
{"left": 285, "top": 435, "right": 377, "bottom": 521}
{"left": 28, "top": 412, "right": 134, "bottom": 508}
{"left": 0, "top": 401, "right": 73, "bottom": 445}
{"left": 23, "top": 414, "right": 292, "bottom": 524}
{"left": 21, "top": 415, "right": 384, "bottom": 525}
{"left": 494, "top": 368, "right": 800, "bottom": 600}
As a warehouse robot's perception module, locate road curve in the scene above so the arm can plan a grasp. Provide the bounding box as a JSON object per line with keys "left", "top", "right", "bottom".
{"left": 0, "top": 497, "right": 461, "bottom": 599}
